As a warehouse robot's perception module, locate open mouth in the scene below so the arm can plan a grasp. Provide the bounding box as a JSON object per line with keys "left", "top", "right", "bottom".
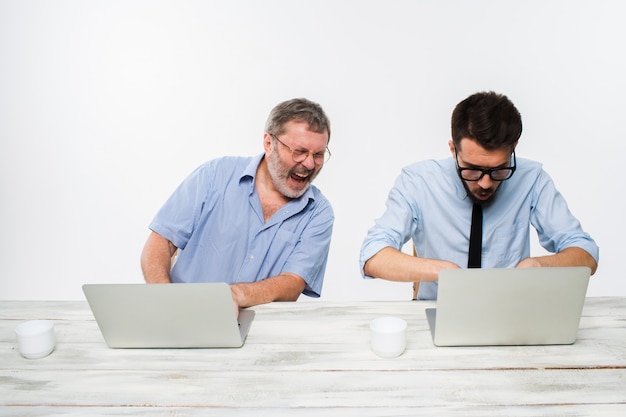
{"left": 290, "top": 171, "right": 310, "bottom": 184}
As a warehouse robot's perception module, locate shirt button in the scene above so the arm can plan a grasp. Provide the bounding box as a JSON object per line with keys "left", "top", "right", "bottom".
{"left": 249, "top": 255, "right": 254, "bottom": 260}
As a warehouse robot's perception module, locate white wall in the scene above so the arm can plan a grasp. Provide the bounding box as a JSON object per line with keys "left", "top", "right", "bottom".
{"left": 1, "top": 0, "right": 624, "bottom": 300}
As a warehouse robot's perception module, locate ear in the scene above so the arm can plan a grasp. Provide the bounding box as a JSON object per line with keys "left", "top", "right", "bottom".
{"left": 448, "top": 140, "right": 456, "bottom": 156}
{"left": 263, "top": 133, "right": 273, "bottom": 154}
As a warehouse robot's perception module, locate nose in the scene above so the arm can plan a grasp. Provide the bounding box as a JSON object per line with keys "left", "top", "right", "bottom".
{"left": 477, "top": 174, "right": 493, "bottom": 189}
{"left": 300, "top": 152, "right": 317, "bottom": 170}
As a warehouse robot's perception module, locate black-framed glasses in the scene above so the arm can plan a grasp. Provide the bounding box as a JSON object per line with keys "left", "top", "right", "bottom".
{"left": 270, "top": 134, "right": 331, "bottom": 165}
{"left": 455, "top": 148, "right": 516, "bottom": 181}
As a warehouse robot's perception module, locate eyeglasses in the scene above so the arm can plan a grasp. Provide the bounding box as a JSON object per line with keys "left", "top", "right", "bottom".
{"left": 270, "top": 134, "right": 331, "bottom": 165}
{"left": 455, "top": 148, "right": 516, "bottom": 181}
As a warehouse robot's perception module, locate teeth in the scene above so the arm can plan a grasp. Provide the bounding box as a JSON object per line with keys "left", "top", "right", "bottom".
{"left": 294, "top": 172, "right": 308, "bottom": 178}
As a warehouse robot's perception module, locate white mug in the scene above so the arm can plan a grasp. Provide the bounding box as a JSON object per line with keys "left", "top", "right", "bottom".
{"left": 370, "top": 316, "right": 407, "bottom": 358}
{"left": 15, "top": 320, "right": 56, "bottom": 359}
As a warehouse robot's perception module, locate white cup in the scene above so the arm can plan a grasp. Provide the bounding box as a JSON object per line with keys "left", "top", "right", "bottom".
{"left": 15, "top": 320, "right": 56, "bottom": 359}
{"left": 370, "top": 316, "right": 407, "bottom": 358}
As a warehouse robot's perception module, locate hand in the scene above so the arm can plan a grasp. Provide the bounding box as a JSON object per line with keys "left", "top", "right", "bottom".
{"left": 230, "top": 284, "right": 243, "bottom": 318}
{"left": 516, "top": 248, "right": 597, "bottom": 275}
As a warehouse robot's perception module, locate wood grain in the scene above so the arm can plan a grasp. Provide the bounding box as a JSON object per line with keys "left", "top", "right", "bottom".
{"left": 1, "top": 298, "right": 625, "bottom": 416}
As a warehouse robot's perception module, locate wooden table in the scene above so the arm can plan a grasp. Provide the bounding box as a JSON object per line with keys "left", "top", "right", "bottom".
{"left": 1, "top": 298, "right": 625, "bottom": 416}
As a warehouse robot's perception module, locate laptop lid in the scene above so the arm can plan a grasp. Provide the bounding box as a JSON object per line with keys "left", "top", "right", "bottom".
{"left": 82, "top": 283, "right": 254, "bottom": 348}
{"left": 425, "top": 267, "right": 590, "bottom": 347}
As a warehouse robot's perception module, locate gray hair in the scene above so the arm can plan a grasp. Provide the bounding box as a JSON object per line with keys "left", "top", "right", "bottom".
{"left": 265, "top": 98, "right": 331, "bottom": 141}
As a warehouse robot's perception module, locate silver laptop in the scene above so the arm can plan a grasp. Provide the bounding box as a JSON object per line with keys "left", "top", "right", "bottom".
{"left": 425, "top": 267, "right": 590, "bottom": 346}
{"left": 82, "top": 283, "right": 254, "bottom": 348}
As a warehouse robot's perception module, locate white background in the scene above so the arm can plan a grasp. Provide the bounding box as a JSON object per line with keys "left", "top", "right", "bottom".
{"left": 1, "top": 0, "right": 624, "bottom": 301}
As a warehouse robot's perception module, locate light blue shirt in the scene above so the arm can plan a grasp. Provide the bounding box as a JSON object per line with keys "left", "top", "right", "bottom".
{"left": 149, "top": 154, "right": 334, "bottom": 298}
{"left": 360, "top": 157, "right": 599, "bottom": 300}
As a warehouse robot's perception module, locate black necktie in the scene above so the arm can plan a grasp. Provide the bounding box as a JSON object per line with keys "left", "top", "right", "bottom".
{"left": 468, "top": 203, "right": 483, "bottom": 268}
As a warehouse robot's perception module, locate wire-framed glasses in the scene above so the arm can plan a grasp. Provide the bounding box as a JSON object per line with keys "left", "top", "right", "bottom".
{"left": 270, "top": 134, "right": 331, "bottom": 165}
{"left": 455, "top": 148, "right": 516, "bottom": 181}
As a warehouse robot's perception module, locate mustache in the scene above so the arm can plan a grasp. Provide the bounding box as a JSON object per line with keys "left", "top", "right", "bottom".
{"left": 290, "top": 166, "right": 315, "bottom": 177}
{"left": 462, "top": 181, "right": 497, "bottom": 204}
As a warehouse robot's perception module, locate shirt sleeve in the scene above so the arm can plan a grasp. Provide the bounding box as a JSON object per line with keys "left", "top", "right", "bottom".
{"left": 530, "top": 169, "right": 600, "bottom": 262}
{"left": 148, "top": 163, "right": 214, "bottom": 250}
{"left": 359, "top": 169, "right": 418, "bottom": 278}
{"left": 281, "top": 199, "right": 334, "bottom": 298}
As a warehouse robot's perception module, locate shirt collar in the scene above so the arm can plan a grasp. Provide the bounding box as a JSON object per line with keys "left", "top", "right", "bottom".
{"left": 240, "top": 153, "right": 265, "bottom": 180}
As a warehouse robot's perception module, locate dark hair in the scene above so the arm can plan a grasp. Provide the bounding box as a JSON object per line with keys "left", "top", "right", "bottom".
{"left": 451, "top": 91, "right": 522, "bottom": 151}
{"left": 265, "top": 98, "right": 331, "bottom": 141}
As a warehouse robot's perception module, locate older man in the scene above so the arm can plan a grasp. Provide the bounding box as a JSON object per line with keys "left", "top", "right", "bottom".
{"left": 141, "top": 98, "right": 334, "bottom": 310}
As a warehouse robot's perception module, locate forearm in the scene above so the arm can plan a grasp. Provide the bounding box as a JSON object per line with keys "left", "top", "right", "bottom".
{"left": 140, "top": 232, "right": 178, "bottom": 283}
{"left": 517, "top": 247, "right": 598, "bottom": 274}
{"left": 363, "top": 246, "right": 460, "bottom": 283}
{"left": 230, "top": 273, "right": 306, "bottom": 309}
